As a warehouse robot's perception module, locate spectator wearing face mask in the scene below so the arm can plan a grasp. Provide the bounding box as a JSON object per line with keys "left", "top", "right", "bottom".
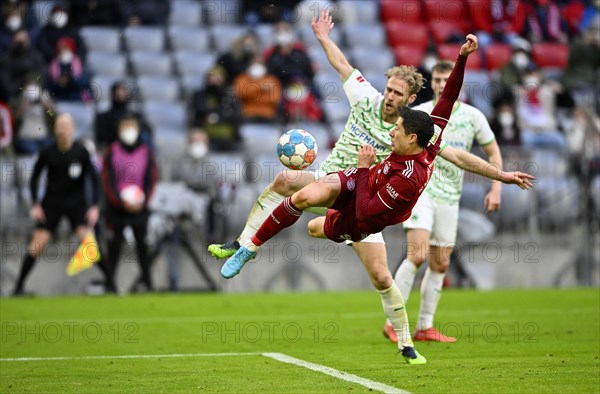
{"left": 189, "top": 66, "right": 243, "bottom": 152}
{"left": 10, "top": 76, "right": 55, "bottom": 154}
{"left": 217, "top": 32, "right": 261, "bottom": 86}
{"left": 46, "top": 37, "right": 91, "bottom": 102}
{"left": 0, "top": 0, "right": 40, "bottom": 54}
{"left": 102, "top": 113, "right": 158, "bottom": 292}
{"left": 37, "top": 5, "right": 87, "bottom": 63}
{"left": 490, "top": 99, "right": 522, "bottom": 146}
{"left": 234, "top": 57, "right": 282, "bottom": 123}
{"left": 499, "top": 40, "right": 532, "bottom": 94}
{"left": 263, "top": 21, "right": 315, "bottom": 87}
{"left": 283, "top": 76, "right": 323, "bottom": 123}
{"left": 0, "top": 29, "right": 45, "bottom": 99}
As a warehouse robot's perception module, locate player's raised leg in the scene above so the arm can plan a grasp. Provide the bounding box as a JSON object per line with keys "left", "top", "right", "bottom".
{"left": 221, "top": 174, "right": 341, "bottom": 279}
{"left": 208, "top": 170, "right": 316, "bottom": 259}
{"left": 352, "top": 241, "right": 426, "bottom": 364}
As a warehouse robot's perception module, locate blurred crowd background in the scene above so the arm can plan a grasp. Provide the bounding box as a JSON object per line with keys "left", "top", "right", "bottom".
{"left": 0, "top": 0, "right": 599, "bottom": 295}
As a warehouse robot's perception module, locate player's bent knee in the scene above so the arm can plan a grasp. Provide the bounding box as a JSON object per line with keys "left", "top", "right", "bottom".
{"left": 370, "top": 269, "right": 393, "bottom": 290}
{"left": 271, "top": 173, "right": 291, "bottom": 195}
{"left": 307, "top": 217, "right": 326, "bottom": 238}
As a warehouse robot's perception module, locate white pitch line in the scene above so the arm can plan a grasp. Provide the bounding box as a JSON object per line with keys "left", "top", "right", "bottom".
{"left": 263, "top": 352, "right": 409, "bottom": 394}
{"left": 0, "top": 352, "right": 261, "bottom": 362}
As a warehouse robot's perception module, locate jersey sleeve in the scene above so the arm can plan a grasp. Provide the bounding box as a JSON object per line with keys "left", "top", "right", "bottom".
{"left": 375, "top": 174, "right": 414, "bottom": 212}
{"left": 473, "top": 109, "right": 496, "bottom": 146}
{"left": 342, "top": 69, "right": 381, "bottom": 107}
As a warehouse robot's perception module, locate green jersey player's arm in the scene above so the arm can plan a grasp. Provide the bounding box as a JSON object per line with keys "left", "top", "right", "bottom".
{"left": 312, "top": 10, "right": 353, "bottom": 81}
{"left": 439, "top": 144, "right": 534, "bottom": 189}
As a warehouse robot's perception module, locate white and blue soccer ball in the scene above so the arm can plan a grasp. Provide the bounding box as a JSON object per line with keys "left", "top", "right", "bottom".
{"left": 277, "top": 129, "right": 318, "bottom": 170}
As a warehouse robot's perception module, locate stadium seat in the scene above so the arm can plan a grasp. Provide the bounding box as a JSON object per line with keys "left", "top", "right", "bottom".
{"left": 298, "top": 24, "right": 341, "bottom": 50}
{"left": 484, "top": 43, "right": 512, "bottom": 71}
{"left": 289, "top": 122, "right": 331, "bottom": 152}
{"left": 56, "top": 102, "right": 95, "bottom": 140}
{"left": 428, "top": 21, "right": 466, "bottom": 45}
{"left": 465, "top": 0, "right": 492, "bottom": 34}
{"left": 459, "top": 181, "right": 487, "bottom": 213}
{"left": 137, "top": 76, "right": 180, "bottom": 101}
{"left": 240, "top": 123, "right": 282, "bottom": 156}
{"left": 153, "top": 127, "right": 187, "bottom": 159}
{"left": 130, "top": 51, "right": 173, "bottom": 76}
{"left": 530, "top": 149, "right": 569, "bottom": 179}
{"left": 536, "top": 176, "right": 579, "bottom": 228}
{"left": 168, "top": 0, "right": 203, "bottom": 26}
{"left": 210, "top": 24, "right": 247, "bottom": 53}
{"left": 245, "top": 153, "right": 284, "bottom": 187}
{"left": 330, "top": 121, "right": 346, "bottom": 139}
{"left": 393, "top": 45, "right": 426, "bottom": 67}
{"left": 496, "top": 181, "right": 534, "bottom": 228}
{"left": 143, "top": 101, "right": 187, "bottom": 130}
{"left": 462, "top": 70, "right": 495, "bottom": 119}
{"left": 308, "top": 47, "right": 336, "bottom": 74}
{"left": 255, "top": 24, "right": 275, "bottom": 49}
{"left": 173, "top": 51, "right": 216, "bottom": 77}
{"left": 385, "top": 22, "right": 428, "bottom": 49}
{"left": 322, "top": 100, "right": 351, "bottom": 123}
{"left": 315, "top": 72, "right": 344, "bottom": 103}
{"left": 168, "top": 26, "right": 210, "bottom": 51}
{"left": 380, "top": 0, "right": 422, "bottom": 23}
{"left": 532, "top": 43, "right": 569, "bottom": 69}
{"left": 423, "top": 0, "right": 466, "bottom": 25}
{"left": 80, "top": 27, "right": 121, "bottom": 52}
{"left": 86, "top": 51, "right": 126, "bottom": 78}
{"left": 343, "top": 24, "right": 387, "bottom": 48}
{"left": 180, "top": 74, "right": 205, "bottom": 96}
{"left": 350, "top": 47, "right": 395, "bottom": 74}
{"left": 124, "top": 26, "right": 165, "bottom": 51}
{"left": 591, "top": 175, "right": 600, "bottom": 213}
{"left": 204, "top": 0, "right": 241, "bottom": 25}
{"left": 362, "top": 71, "right": 388, "bottom": 93}
{"left": 438, "top": 44, "right": 482, "bottom": 69}
{"left": 338, "top": 0, "right": 379, "bottom": 24}
{"left": 33, "top": 0, "right": 58, "bottom": 27}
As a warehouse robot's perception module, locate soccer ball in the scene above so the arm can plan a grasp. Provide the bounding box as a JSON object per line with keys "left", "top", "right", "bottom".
{"left": 120, "top": 184, "right": 145, "bottom": 205}
{"left": 277, "top": 129, "right": 318, "bottom": 170}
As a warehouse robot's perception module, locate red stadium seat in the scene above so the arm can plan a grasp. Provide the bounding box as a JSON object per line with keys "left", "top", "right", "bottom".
{"left": 393, "top": 45, "right": 426, "bottom": 67}
{"left": 437, "top": 43, "right": 482, "bottom": 69}
{"left": 380, "top": 0, "right": 422, "bottom": 23}
{"left": 385, "top": 22, "right": 429, "bottom": 49}
{"left": 423, "top": 0, "right": 465, "bottom": 24}
{"left": 465, "top": 0, "right": 493, "bottom": 33}
{"left": 428, "top": 21, "right": 466, "bottom": 45}
{"left": 532, "top": 43, "right": 569, "bottom": 69}
{"left": 484, "top": 43, "right": 512, "bottom": 70}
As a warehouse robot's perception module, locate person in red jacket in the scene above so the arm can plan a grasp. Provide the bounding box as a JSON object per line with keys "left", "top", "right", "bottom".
{"left": 102, "top": 113, "right": 158, "bottom": 291}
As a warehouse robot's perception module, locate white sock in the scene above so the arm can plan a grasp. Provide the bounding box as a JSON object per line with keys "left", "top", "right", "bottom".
{"left": 378, "top": 283, "right": 413, "bottom": 349}
{"left": 418, "top": 268, "right": 445, "bottom": 330}
{"left": 394, "top": 258, "right": 419, "bottom": 302}
{"left": 237, "top": 184, "right": 285, "bottom": 245}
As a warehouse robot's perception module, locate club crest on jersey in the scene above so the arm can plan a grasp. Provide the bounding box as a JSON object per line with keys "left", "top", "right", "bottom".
{"left": 383, "top": 162, "right": 390, "bottom": 175}
{"left": 69, "top": 162, "right": 82, "bottom": 179}
{"left": 385, "top": 183, "right": 398, "bottom": 200}
{"left": 347, "top": 178, "right": 356, "bottom": 191}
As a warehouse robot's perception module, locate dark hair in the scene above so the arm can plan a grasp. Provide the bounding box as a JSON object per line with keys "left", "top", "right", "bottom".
{"left": 119, "top": 112, "right": 139, "bottom": 124}
{"left": 398, "top": 107, "right": 434, "bottom": 148}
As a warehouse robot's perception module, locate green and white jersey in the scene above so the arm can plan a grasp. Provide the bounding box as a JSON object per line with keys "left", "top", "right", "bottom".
{"left": 413, "top": 100, "right": 496, "bottom": 205}
{"left": 318, "top": 69, "right": 395, "bottom": 174}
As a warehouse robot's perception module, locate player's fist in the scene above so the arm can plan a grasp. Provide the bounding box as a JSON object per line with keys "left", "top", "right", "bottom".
{"left": 460, "top": 34, "right": 478, "bottom": 56}
{"left": 357, "top": 144, "right": 376, "bottom": 168}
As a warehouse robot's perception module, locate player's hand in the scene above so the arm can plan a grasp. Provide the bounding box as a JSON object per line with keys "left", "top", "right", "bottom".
{"left": 357, "top": 144, "right": 376, "bottom": 168}
{"left": 484, "top": 189, "right": 501, "bottom": 212}
{"left": 459, "top": 34, "right": 478, "bottom": 56}
{"left": 86, "top": 205, "right": 99, "bottom": 227}
{"left": 499, "top": 171, "right": 535, "bottom": 190}
{"left": 30, "top": 203, "right": 45, "bottom": 222}
{"left": 312, "top": 9, "right": 334, "bottom": 41}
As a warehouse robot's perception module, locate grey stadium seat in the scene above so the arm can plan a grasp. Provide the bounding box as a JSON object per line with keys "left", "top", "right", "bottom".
{"left": 298, "top": 24, "right": 341, "bottom": 50}
{"left": 536, "top": 176, "right": 580, "bottom": 227}
{"left": 86, "top": 51, "right": 127, "bottom": 78}
{"left": 308, "top": 47, "right": 337, "bottom": 75}
{"left": 168, "top": 0, "right": 203, "bottom": 26}
{"left": 343, "top": 24, "right": 387, "bottom": 48}
{"left": 496, "top": 182, "right": 535, "bottom": 228}
{"left": 350, "top": 47, "right": 395, "bottom": 75}
{"left": 168, "top": 26, "right": 210, "bottom": 51}
{"left": 530, "top": 149, "right": 569, "bottom": 179}
{"left": 174, "top": 51, "right": 216, "bottom": 76}
{"left": 462, "top": 71, "right": 494, "bottom": 119}
{"left": 459, "top": 181, "right": 487, "bottom": 213}
{"left": 210, "top": 152, "right": 248, "bottom": 184}
{"left": 124, "top": 26, "right": 165, "bottom": 51}
{"left": 322, "top": 100, "right": 351, "bottom": 123}
{"left": 204, "top": 0, "right": 241, "bottom": 25}
{"left": 56, "top": 102, "right": 95, "bottom": 140}
{"left": 153, "top": 127, "right": 187, "bottom": 160}
{"left": 363, "top": 71, "right": 388, "bottom": 93}
{"left": 130, "top": 51, "right": 173, "bottom": 76}
{"left": 80, "top": 27, "right": 121, "bottom": 52}
{"left": 143, "top": 101, "right": 186, "bottom": 130}
{"left": 210, "top": 25, "right": 246, "bottom": 53}
{"left": 240, "top": 124, "right": 282, "bottom": 156}
{"left": 180, "top": 74, "right": 204, "bottom": 97}
{"left": 137, "top": 76, "right": 180, "bottom": 101}
{"left": 338, "top": 0, "right": 379, "bottom": 24}
{"left": 254, "top": 24, "right": 275, "bottom": 49}
{"left": 315, "top": 72, "right": 345, "bottom": 103}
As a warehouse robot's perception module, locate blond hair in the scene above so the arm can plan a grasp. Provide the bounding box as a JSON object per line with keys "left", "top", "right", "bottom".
{"left": 384, "top": 65, "right": 425, "bottom": 96}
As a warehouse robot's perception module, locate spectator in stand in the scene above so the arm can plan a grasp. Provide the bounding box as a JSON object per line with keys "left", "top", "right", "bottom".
{"left": 120, "top": 0, "right": 170, "bottom": 26}
{"left": 242, "top": 0, "right": 301, "bottom": 25}
{"left": 46, "top": 37, "right": 91, "bottom": 102}
{"left": 95, "top": 81, "right": 153, "bottom": 152}
{"left": 10, "top": 76, "right": 54, "bottom": 155}
{"left": 37, "top": 5, "right": 86, "bottom": 63}
{"left": 0, "top": 0, "right": 39, "bottom": 54}
{"left": 513, "top": 0, "right": 568, "bottom": 43}
{"left": 234, "top": 57, "right": 282, "bottom": 123}
{"left": 0, "top": 29, "right": 45, "bottom": 99}
{"left": 216, "top": 31, "right": 261, "bottom": 86}
{"left": 189, "top": 66, "right": 243, "bottom": 152}
{"left": 412, "top": 51, "right": 438, "bottom": 107}
{"left": 0, "top": 99, "right": 13, "bottom": 151}
{"left": 68, "top": 0, "right": 123, "bottom": 27}
{"left": 102, "top": 113, "right": 158, "bottom": 292}
{"left": 490, "top": 97, "right": 522, "bottom": 146}
{"left": 499, "top": 40, "right": 533, "bottom": 94}
{"left": 264, "top": 21, "right": 315, "bottom": 87}
{"left": 283, "top": 76, "right": 324, "bottom": 123}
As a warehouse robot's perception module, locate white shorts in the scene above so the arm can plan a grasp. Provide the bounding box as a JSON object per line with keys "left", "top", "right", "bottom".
{"left": 403, "top": 193, "right": 459, "bottom": 247}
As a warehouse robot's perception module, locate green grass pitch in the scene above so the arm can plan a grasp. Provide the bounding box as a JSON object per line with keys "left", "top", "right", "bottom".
{"left": 1, "top": 289, "right": 598, "bottom": 393}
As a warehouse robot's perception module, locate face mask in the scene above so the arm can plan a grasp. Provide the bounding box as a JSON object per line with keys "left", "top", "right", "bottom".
{"left": 242, "top": 42, "right": 257, "bottom": 55}
{"left": 285, "top": 84, "right": 308, "bottom": 101}
{"left": 498, "top": 112, "right": 514, "bottom": 127}
{"left": 188, "top": 142, "right": 208, "bottom": 159}
{"left": 59, "top": 50, "right": 74, "bottom": 64}
{"left": 6, "top": 15, "right": 22, "bottom": 31}
{"left": 275, "top": 31, "right": 294, "bottom": 46}
{"left": 248, "top": 63, "right": 266, "bottom": 80}
{"left": 523, "top": 75, "right": 540, "bottom": 87}
{"left": 52, "top": 12, "right": 68, "bottom": 28}
{"left": 119, "top": 127, "right": 139, "bottom": 146}
{"left": 24, "top": 84, "right": 41, "bottom": 102}
{"left": 512, "top": 52, "right": 529, "bottom": 70}
{"left": 422, "top": 56, "right": 438, "bottom": 73}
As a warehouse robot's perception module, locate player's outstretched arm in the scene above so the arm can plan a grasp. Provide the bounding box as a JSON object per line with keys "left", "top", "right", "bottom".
{"left": 440, "top": 146, "right": 534, "bottom": 190}
{"left": 312, "top": 9, "right": 353, "bottom": 81}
